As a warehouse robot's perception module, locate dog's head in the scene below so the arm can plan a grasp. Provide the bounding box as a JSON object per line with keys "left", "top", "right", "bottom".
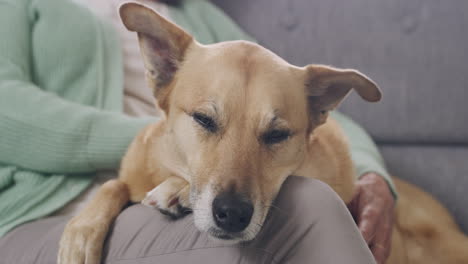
{"left": 120, "top": 3, "right": 381, "bottom": 242}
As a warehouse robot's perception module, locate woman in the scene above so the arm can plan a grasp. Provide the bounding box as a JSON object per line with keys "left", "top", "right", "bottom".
{"left": 0, "top": 0, "right": 395, "bottom": 263}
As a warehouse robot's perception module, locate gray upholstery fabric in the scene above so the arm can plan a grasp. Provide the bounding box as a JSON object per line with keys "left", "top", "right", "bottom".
{"left": 213, "top": 0, "right": 468, "bottom": 232}
{"left": 212, "top": 0, "right": 468, "bottom": 144}
{"left": 381, "top": 145, "right": 468, "bottom": 232}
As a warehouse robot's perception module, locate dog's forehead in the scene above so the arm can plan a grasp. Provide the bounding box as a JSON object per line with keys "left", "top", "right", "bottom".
{"left": 201, "top": 41, "right": 292, "bottom": 76}
{"left": 176, "top": 41, "right": 307, "bottom": 122}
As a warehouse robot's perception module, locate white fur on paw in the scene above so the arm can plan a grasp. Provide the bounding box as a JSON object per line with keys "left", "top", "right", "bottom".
{"left": 141, "top": 183, "right": 191, "bottom": 219}
{"left": 142, "top": 185, "right": 172, "bottom": 208}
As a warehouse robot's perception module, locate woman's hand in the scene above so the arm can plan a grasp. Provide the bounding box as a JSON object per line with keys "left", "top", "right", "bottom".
{"left": 347, "top": 173, "right": 395, "bottom": 264}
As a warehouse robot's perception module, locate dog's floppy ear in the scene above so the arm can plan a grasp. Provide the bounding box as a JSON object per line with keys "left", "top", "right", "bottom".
{"left": 120, "top": 2, "right": 193, "bottom": 111}
{"left": 305, "top": 64, "right": 381, "bottom": 127}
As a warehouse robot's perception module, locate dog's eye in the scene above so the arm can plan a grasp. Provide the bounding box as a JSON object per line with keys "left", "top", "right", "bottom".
{"left": 262, "top": 129, "right": 290, "bottom": 145}
{"left": 192, "top": 112, "right": 217, "bottom": 133}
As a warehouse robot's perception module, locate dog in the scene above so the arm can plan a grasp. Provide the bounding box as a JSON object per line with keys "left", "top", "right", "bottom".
{"left": 58, "top": 3, "right": 468, "bottom": 264}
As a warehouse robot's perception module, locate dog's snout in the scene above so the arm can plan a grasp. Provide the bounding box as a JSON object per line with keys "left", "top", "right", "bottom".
{"left": 212, "top": 194, "right": 253, "bottom": 233}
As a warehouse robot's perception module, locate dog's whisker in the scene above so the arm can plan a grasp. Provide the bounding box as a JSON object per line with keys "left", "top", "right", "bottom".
{"left": 188, "top": 208, "right": 208, "bottom": 211}
{"left": 258, "top": 203, "right": 286, "bottom": 214}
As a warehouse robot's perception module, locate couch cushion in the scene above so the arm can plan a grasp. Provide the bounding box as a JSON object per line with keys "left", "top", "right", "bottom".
{"left": 380, "top": 145, "right": 468, "bottom": 233}
{"left": 212, "top": 0, "right": 468, "bottom": 144}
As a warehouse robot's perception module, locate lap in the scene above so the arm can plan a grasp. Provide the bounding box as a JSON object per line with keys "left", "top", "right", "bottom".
{"left": 0, "top": 176, "right": 374, "bottom": 264}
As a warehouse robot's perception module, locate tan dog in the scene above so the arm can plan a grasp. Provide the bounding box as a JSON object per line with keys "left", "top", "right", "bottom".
{"left": 58, "top": 3, "right": 468, "bottom": 264}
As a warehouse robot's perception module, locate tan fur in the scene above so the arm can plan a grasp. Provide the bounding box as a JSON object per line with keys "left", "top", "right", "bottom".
{"left": 295, "top": 118, "right": 356, "bottom": 203}
{"left": 58, "top": 3, "right": 468, "bottom": 264}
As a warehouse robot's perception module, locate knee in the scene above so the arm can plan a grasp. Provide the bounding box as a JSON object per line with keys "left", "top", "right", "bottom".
{"left": 273, "top": 176, "right": 348, "bottom": 221}
{"left": 251, "top": 176, "right": 352, "bottom": 254}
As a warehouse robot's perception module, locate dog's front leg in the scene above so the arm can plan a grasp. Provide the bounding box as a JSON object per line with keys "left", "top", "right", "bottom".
{"left": 58, "top": 179, "right": 129, "bottom": 264}
{"left": 142, "top": 176, "right": 191, "bottom": 219}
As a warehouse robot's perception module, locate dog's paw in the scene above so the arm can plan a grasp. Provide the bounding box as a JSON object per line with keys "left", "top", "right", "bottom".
{"left": 142, "top": 176, "right": 192, "bottom": 219}
{"left": 58, "top": 215, "right": 108, "bottom": 264}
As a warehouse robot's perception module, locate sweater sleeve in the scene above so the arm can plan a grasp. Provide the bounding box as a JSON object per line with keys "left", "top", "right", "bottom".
{"left": 0, "top": 0, "right": 156, "bottom": 174}
{"left": 330, "top": 111, "right": 398, "bottom": 199}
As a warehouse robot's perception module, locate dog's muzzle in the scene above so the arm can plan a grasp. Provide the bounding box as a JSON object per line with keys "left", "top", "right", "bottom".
{"left": 212, "top": 193, "right": 254, "bottom": 233}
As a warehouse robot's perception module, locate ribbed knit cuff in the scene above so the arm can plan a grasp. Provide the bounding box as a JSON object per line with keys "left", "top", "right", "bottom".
{"left": 354, "top": 151, "right": 398, "bottom": 200}
{"left": 86, "top": 113, "right": 159, "bottom": 170}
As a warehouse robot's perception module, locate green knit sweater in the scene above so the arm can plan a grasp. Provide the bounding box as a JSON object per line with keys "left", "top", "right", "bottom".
{"left": 0, "top": 0, "right": 394, "bottom": 236}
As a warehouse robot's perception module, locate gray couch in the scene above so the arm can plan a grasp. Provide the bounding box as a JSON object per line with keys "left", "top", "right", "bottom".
{"left": 213, "top": 0, "right": 468, "bottom": 232}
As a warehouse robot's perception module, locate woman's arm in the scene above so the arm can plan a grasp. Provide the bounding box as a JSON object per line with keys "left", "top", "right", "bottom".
{"left": 0, "top": 0, "right": 155, "bottom": 174}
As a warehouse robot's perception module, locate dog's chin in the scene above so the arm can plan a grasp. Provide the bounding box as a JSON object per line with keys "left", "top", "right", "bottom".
{"left": 206, "top": 227, "right": 256, "bottom": 244}
{"left": 194, "top": 214, "right": 263, "bottom": 243}
{"left": 208, "top": 227, "right": 240, "bottom": 242}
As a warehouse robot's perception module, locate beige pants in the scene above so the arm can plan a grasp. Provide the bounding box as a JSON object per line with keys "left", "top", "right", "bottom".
{"left": 0, "top": 176, "right": 375, "bottom": 264}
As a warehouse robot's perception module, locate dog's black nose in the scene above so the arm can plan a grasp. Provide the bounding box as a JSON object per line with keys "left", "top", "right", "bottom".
{"left": 212, "top": 194, "right": 253, "bottom": 233}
